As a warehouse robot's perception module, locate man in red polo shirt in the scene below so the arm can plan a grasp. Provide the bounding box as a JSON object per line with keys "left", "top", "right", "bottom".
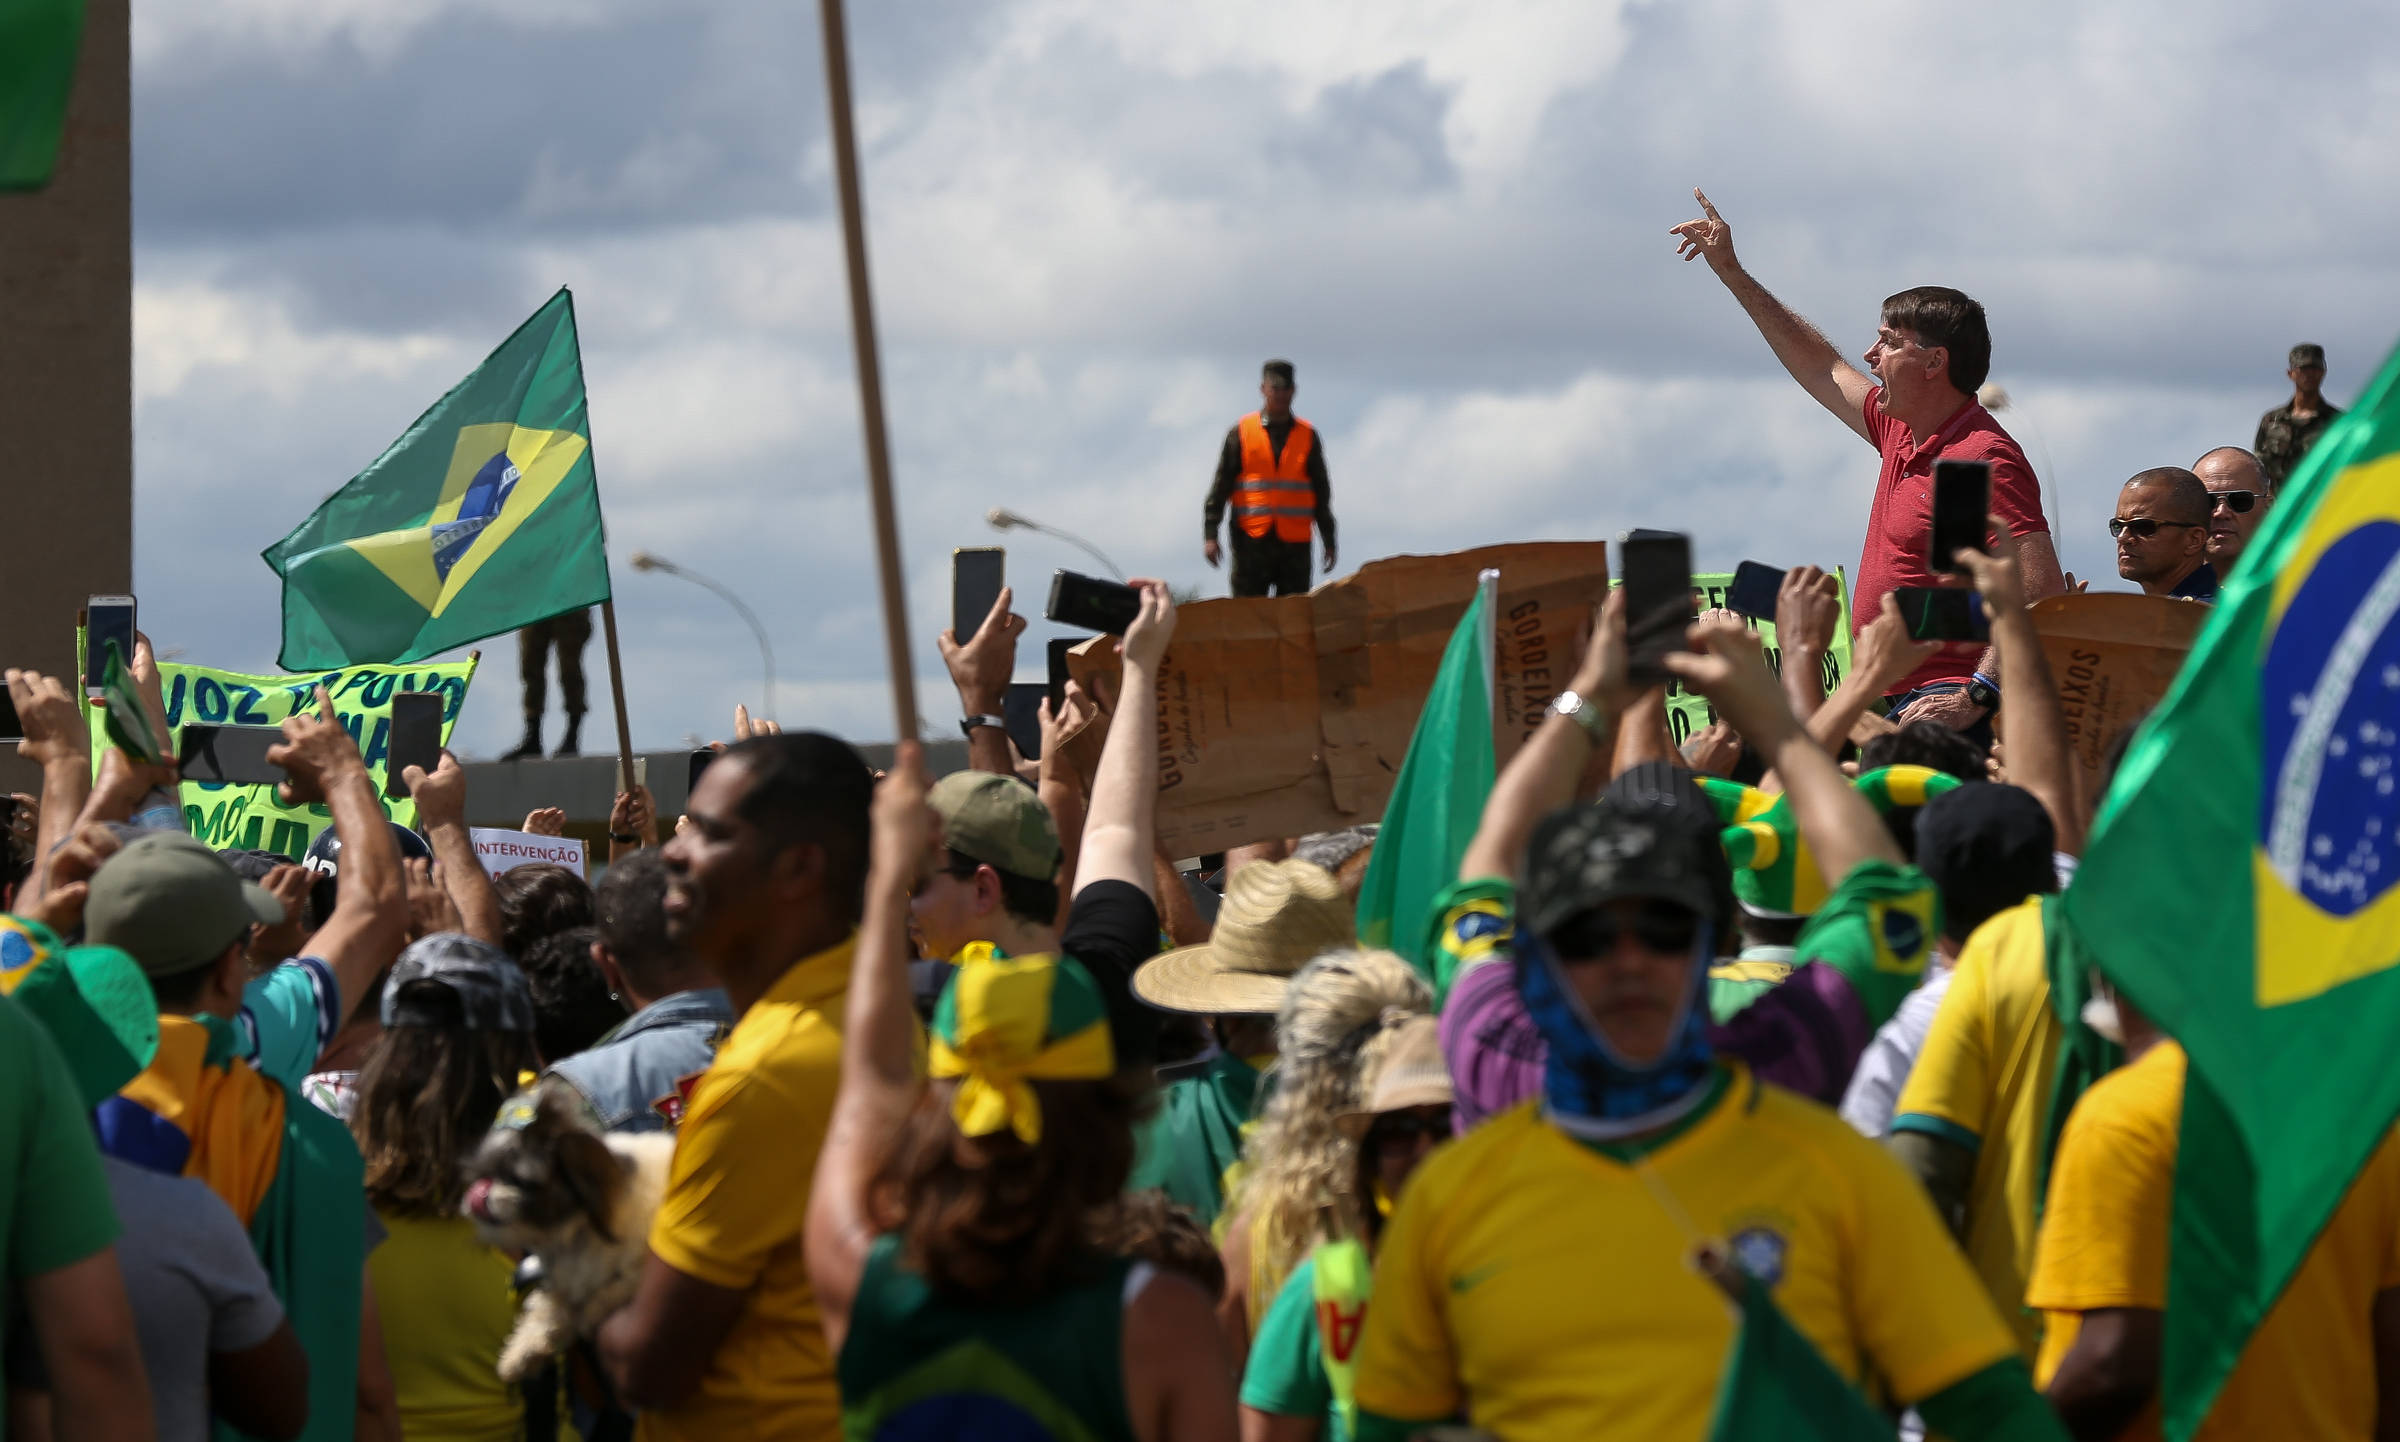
{"left": 1670, "top": 189, "right": 2064, "bottom": 733}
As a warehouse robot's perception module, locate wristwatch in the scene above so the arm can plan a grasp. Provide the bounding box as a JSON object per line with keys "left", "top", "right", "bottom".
{"left": 1549, "top": 689, "right": 1613, "bottom": 743}
{"left": 1964, "top": 673, "right": 2000, "bottom": 711}
{"left": 959, "top": 714, "right": 1008, "bottom": 738}
{"left": 608, "top": 830, "right": 642, "bottom": 844}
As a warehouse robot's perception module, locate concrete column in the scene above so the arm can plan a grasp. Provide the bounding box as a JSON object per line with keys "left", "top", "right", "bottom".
{"left": 0, "top": 0, "right": 131, "bottom": 795}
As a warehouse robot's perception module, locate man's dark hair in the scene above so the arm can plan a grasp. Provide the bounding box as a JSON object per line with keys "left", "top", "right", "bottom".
{"left": 495, "top": 864, "right": 597, "bottom": 961}
{"left": 520, "top": 924, "right": 624, "bottom": 1066}
{"left": 1881, "top": 286, "right": 1991, "bottom": 393}
{"left": 2124, "top": 467, "right": 2212, "bottom": 525}
{"left": 1262, "top": 359, "right": 1295, "bottom": 387}
{"left": 593, "top": 849, "right": 688, "bottom": 998}
{"left": 1860, "top": 719, "right": 1989, "bottom": 783}
{"left": 946, "top": 848, "right": 1058, "bottom": 930}
{"left": 724, "top": 732, "right": 875, "bottom": 923}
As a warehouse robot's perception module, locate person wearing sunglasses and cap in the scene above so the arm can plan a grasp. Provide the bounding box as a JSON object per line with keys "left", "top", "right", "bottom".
{"left": 2109, "top": 468, "right": 2217, "bottom": 601}
{"left": 1238, "top": 1012, "right": 1451, "bottom": 1442}
{"left": 2191, "top": 446, "right": 2273, "bottom": 574}
{"left": 1352, "top": 613, "right": 2061, "bottom": 1442}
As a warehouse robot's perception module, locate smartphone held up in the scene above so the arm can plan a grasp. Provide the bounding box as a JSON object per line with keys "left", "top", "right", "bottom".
{"left": 1619, "top": 530, "right": 1696, "bottom": 685}
{"left": 1929, "top": 460, "right": 1992, "bottom": 575}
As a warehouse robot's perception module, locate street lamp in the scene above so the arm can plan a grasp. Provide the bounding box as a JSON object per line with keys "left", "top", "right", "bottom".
{"left": 986, "top": 508, "right": 1127, "bottom": 581}
{"left": 628, "top": 550, "right": 777, "bottom": 722}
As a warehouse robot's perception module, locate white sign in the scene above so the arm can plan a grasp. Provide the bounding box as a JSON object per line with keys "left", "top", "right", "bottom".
{"left": 469, "top": 828, "right": 587, "bottom": 881}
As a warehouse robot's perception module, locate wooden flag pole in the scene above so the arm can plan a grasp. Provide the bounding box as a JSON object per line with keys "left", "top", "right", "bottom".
{"left": 600, "top": 598, "right": 637, "bottom": 797}
{"left": 817, "top": 0, "right": 919, "bottom": 743}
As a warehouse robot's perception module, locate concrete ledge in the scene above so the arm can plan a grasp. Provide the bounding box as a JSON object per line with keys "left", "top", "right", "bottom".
{"left": 459, "top": 740, "right": 972, "bottom": 837}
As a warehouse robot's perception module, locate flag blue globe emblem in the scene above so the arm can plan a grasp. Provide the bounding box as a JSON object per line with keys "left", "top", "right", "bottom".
{"left": 2259, "top": 519, "right": 2400, "bottom": 918}
{"left": 430, "top": 451, "right": 520, "bottom": 582}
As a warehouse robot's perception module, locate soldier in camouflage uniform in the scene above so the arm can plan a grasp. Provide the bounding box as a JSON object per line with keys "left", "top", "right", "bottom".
{"left": 2254, "top": 342, "right": 2342, "bottom": 486}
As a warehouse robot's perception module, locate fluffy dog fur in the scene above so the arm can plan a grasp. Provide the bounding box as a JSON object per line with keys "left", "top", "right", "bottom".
{"left": 462, "top": 1082, "right": 675, "bottom": 1382}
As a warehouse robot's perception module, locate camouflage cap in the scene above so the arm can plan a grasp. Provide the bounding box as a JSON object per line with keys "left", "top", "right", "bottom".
{"left": 2290, "top": 343, "right": 2327, "bottom": 370}
{"left": 928, "top": 770, "right": 1061, "bottom": 882}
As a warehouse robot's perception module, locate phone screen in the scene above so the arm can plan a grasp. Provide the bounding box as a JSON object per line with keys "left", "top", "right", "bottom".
{"left": 1046, "top": 638, "right": 1076, "bottom": 713}
{"left": 1725, "top": 561, "right": 1786, "bottom": 622}
{"left": 952, "top": 548, "right": 1006, "bottom": 643}
{"left": 85, "top": 596, "right": 136, "bottom": 697}
{"left": 384, "top": 691, "right": 444, "bottom": 798}
{"left": 0, "top": 687, "right": 21, "bottom": 744}
{"left": 1003, "top": 682, "right": 1047, "bottom": 763}
{"left": 1930, "top": 460, "right": 1993, "bottom": 574}
{"left": 1892, "top": 587, "right": 1989, "bottom": 642}
{"left": 1620, "top": 531, "right": 1695, "bottom": 683}
{"left": 1045, "top": 570, "right": 1142, "bottom": 636}
{"left": 179, "top": 725, "right": 287, "bottom": 786}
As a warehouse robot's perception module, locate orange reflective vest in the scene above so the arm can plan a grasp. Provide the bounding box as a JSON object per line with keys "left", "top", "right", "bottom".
{"left": 1234, "top": 412, "right": 1316, "bottom": 543}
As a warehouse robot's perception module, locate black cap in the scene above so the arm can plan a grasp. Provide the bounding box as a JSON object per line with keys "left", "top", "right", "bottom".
{"left": 1521, "top": 788, "right": 1735, "bottom": 941}
{"left": 303, "top": 822, "right": 432, "bottom": 924}
{"left": 382, "top": 934, "right": 536, "bottom": 1032}
{"left": 2289, "top": 343, "right": 2327, "bottom": 370}
{"left": 1914, "top": 783, "right": 2057, "bottom": 940}
{"left": 1262, "top": 359, "right": 1295, "bottom": 386}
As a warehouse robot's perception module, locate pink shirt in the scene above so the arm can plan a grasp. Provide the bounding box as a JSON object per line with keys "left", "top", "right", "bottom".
{"left": 1856, "top": 388, "right": 2049, "bottom": 696}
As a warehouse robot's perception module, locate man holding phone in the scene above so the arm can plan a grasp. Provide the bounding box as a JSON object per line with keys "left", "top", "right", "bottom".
{"left": 1203, "top": 359, "right": 1338, "bottom": 597}
{"left": 1670, "top": 190, "right": 2064, "bottom": 733}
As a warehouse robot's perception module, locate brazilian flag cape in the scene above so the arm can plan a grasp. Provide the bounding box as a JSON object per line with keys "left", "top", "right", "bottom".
{"left": 2064, "top": 334, "right": 2400, "bottom": 1438}
{"left": 264, "top": 288, "right": 612, "bottom": 669}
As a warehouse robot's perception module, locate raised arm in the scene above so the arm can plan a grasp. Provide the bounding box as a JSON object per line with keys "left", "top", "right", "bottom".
{"left": 1074, "top": 581, "right": 1177, "bottom": 899}
{"left": 1671, "top": 188, "right": 1876, "bottom": 443}
{"left": 808, "top": 741, "right": 936, "bottom": 1351}
{"left": 403, "top": 751, "right": 505, "bottom": 946}
{"left": 940, "top": 586, "right": 1026, "bottom": 778}
{"left": 9, "top": 669, "right": 91, "bottom": 906}
{"left": 1774, "top": 565, "right": 1844, "bottom": 724}
{"left": 1953, "top": 523, "right": 2083, "bottom": 855}
{"left": 271, "top": 688, "right": 408, "bottom": 1011}
{"left": 1459, "top": 589, "right": 1637, "bottom": 882}
{"left": 1036, "top": 681, "right": 1095, "bottom": 918}
{"left": 1804, "top": 592, "right": 1940, "bottom": 758}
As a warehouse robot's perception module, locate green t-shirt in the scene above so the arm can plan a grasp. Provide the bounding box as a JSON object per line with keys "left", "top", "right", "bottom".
{"left": 2, "top": 992, "right": 123, "bottom": 1407}
{"left": 1239, "top": 1255, "right": 1346, "bottom": 1442}
{"left": 1126, "top": 1050, "right": 1264, "bottom": 1227}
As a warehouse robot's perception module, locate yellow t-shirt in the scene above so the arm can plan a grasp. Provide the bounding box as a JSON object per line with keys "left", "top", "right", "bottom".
{"left": 1891, "top": 897, "right": 2058, "bottom": 1358}
{"left": 369, "top": 1212, "right": 524, "bottom": 1442}
{"left": 641, "top": 936, "right": 855, "bottom": 1442}
{"left": 2028, "top": 1041, "right": 2400, "bottom": 1441}
{"left": 1353, "top": 1064, "right": 2016, "bottom": 1441}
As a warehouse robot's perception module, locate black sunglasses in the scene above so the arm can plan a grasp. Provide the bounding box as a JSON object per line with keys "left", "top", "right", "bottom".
{"left": 1367, "top": 1109, "right": 1453, "bottom": 1145}
{"left": 2108, "top": 518, "right": 2205, "bottom": 540}
{"left": 2209, "top": 490, "right": 2260, "bottom": 514}
{"left": 1544, "top": 900, "right": 1702, "bottom": 959}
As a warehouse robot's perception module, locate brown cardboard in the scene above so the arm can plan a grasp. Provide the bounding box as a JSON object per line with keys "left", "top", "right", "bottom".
{"left": 2031, "top": 593, "right": 2208, "bottom": 802}
{"left": 1068, "top": 542, "right": 1611, "bottom": 852}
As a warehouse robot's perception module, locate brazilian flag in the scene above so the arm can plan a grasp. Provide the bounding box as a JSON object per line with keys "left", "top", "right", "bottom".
{"left": 1, "top": 0, "right": 82, "bottom": 190}
{"left": 2064, "top": 335, "right": 2400, "bottom": 1438}
{"left": 264, "top": 288, "right": 611, "bottom": 669}
{"left": 1705, "top": 1271, "right": 1890, "bottom": 1442}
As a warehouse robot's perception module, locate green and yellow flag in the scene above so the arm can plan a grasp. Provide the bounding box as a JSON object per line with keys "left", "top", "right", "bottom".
{"left": 2064, "top": 335, "right": 2400, "bottom": 1438}
{"left": 1705, "top": 1272, "right": 1892, "bottom": 1442}
{"left": 0, "top": 0, "right": 81, "bottom": 190}
{"left": 264, "top": 288, "right": 611, "bottom": 669}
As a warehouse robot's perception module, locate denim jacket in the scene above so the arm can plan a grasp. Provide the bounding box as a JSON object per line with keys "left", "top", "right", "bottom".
{"left": 546, "top": 987, "right": 737, "bottom": 1134}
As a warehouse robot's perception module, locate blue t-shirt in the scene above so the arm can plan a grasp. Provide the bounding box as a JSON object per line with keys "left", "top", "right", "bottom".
{"left": 236, "top": 957, "right": 341, "bottom": 1088}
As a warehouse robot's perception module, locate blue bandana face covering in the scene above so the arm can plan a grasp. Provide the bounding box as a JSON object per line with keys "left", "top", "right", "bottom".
{"left": 1516, "top": 922, "right": 1717, "bottom": 1142}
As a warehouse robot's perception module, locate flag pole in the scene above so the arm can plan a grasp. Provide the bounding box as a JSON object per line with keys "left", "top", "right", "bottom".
{"left": 600, "top": 598, "right": 636, "bottom": 797}
{"left": 817, "top": 0, "right": 918, "bottom": 743}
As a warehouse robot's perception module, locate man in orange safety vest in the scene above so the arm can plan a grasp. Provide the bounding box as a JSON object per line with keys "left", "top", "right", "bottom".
{"left": 1204, "top": 359, "right": 1337, "bottom": 597}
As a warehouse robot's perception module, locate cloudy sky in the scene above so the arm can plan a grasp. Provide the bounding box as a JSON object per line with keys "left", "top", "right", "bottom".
{"left": 130, "top": 0, "right": 2400, "bottom": 757}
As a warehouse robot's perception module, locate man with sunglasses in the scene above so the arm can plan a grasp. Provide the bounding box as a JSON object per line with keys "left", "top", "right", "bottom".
{"left": 2109, "top": 468, "right": 2216, "bottom": 601}
{"left": 1354, "top": 613, "right": 2057, "bottom": 1441}
{"left": 2193, "top": 446, "right": 2272, "bottom": 574}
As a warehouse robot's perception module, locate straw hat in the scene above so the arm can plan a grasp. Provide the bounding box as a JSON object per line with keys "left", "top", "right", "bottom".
{"left": 1336, "top": 1014, "right": 1452, "bottom": 1140}
{"left": 1131, "top": 859, "right": 1356, "bottom": 1015}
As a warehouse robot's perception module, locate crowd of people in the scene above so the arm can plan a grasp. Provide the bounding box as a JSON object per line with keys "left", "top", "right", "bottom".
{"left": 0, "top": 189, "right": 2369, "bottom": 1442}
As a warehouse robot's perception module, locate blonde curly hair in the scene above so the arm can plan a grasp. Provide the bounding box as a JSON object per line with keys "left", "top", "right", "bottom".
{"left": 1226, "top": 948, "right": 1432, "bottom": 1306}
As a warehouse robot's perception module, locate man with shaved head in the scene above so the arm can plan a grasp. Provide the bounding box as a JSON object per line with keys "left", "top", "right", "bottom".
{"left": 2110, "top": 468, "right": 2216, "bottom": 600}
{"left": 2193, "top": 446, "right": 2272, "bottom": 573}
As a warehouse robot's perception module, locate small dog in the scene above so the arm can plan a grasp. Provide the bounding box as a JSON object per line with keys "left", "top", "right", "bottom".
{"left": 463, "top": 1081, "right": 675, "bottom": 1382}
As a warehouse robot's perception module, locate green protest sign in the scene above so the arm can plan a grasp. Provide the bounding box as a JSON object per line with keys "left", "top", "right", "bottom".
{"left": 77, "top": 630, "right": 480, "bottom": 858}
{"left": 1661, "top": 571, "right": 1854, "bottom": 745}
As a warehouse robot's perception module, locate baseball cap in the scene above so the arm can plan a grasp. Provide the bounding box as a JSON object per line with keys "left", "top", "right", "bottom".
{"left": 2290, "top": 343, "right": 2327, "bottom": 369}
{"left": 928, "top": 770, "right": 1060, "bottom": 882}
{"left": 1132, "top": 859, "right": 1355, "bottom": 1014}
{"left": 85, "top": 831, "right": 288, "bottom": 979}
{"left": 382, "top": 934, "right": 536, "bottom": 1032}
{"left": 303, "top": 821, "right": 433, "bottom": 925}
{"left": 1914, "top": 783, "right": 2058, "bottom": 940}
{"left": 1, "top": 915, "right": 158, "bottom": 1106}
{"left": 1521, "top": 794, "right": 1732, "bottom": 942}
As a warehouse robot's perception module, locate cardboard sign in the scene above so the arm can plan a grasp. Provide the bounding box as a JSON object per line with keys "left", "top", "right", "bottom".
{"left": 2032, "top": 593, "right": 2209, "bottom": 804}
{"left": 469, "top": 828, "right": 587, "bottom": 881}
{"left": 1067, "top": 543, "right": 1615, "bottom": 853}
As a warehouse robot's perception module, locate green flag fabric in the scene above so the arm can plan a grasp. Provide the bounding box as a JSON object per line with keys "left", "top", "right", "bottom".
{"left": 1355, "top": 582, "right": 1496, "bottom": 990}
{"left": 264, "top": 288, "right": 611, "bottom": 669}
{"left": 1704, "top": 1271, "right": 1892, "bottom": 1442}
{"left": 2062, "top": 334, "right": 2400, "bottom": 1439}
{"left": 0, "top": 0, "right": 81, "bottom": 190}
